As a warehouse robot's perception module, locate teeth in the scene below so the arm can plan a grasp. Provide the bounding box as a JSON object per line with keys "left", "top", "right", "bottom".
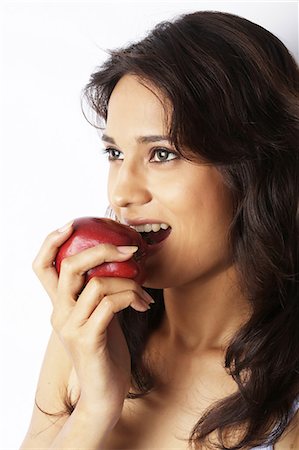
{"left": 129, "top": 223, "right": 170, "bottom": 233}
{"left": 151, "top": 223, "right": 161, "bottom": 232}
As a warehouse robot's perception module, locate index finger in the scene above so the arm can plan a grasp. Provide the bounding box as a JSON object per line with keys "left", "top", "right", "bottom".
{"left": 57, "top": 243, "right": 136, "bottom": 302}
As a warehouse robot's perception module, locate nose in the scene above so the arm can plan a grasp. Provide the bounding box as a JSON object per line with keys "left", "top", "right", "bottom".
{"left": 109, "top": 161, "right": 152, "bottom": 208}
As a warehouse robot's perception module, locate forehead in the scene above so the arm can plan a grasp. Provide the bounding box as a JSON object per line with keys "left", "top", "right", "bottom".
{"left": 106, "top": 74, "right": 171, "bottom": 134}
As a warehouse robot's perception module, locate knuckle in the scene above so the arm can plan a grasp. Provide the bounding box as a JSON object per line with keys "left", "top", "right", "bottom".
{"left": 97, "top": 242, "right": 115, "bottom": 258}
{"left": 127, "top": 290, "right": 140, "bottom": 303}
{"left": 99, "top": 242, "right": 113, "bottom": 251}
{"left": 60, "top": 257, "right": 74, "bottom": 273}
{"left": 88, "top": 276, "right": 105, "bottom": 292}
{"left": 101, "top": 295, "right": 113, "bottom": 310}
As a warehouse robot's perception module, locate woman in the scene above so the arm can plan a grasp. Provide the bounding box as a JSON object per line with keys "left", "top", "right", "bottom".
{"left": 20, "top": 10, "right": 299, "bottom": 450}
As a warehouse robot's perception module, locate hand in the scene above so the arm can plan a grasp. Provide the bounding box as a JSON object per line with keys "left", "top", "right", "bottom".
{"left": 32, "top": 221, "right": 153, "bottom": 422}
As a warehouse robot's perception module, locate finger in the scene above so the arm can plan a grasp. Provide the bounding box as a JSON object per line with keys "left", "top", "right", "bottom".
{"left": 32, "top": 221, "right": 74, "bottom": 300}
{"left": 86, "top": 290, "right": 151, "bottom": 335}
{"left": 57, "top": 244, "right": 138, "bottom": 302}
{"left": 70, "top": 277, "right": 154, "bottom": 325}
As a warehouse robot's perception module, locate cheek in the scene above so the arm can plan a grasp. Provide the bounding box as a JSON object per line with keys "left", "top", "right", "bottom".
{"left": 183, "top": 181, "right": 233, "bottom": 266}
{"left": 144, "top": 176, "right": 233, "bottom": 288}
{"left": 144, "top": 242, "right": 232, "bottom": 289}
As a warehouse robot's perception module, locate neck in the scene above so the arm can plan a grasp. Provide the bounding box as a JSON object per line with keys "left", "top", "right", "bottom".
{"left": 161, "top": 265, "right": 252, "bottom": 353}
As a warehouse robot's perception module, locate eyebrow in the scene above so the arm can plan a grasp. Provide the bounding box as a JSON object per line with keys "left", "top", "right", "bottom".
{"left": 101, "top": 133, "right": 171, "bottom": 144}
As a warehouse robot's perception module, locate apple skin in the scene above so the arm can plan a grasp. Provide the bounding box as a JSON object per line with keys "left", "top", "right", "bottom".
{"left": 55, "top": 217, "right": 148, "bottom": 285}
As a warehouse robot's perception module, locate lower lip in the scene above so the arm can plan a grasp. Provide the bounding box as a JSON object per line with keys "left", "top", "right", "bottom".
{"left": 143, "top": 228, "right": 172, "bottom": 256}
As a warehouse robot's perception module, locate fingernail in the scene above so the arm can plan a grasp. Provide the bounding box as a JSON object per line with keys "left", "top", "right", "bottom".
{"left": 143, "top": 291, "right": 155, "bottom": 304}
{"left": 140, "top": 300, "right": 151, "bottom": 311}
{"left": 117, "top": 246, "right": 138, "bottom": 254}
{"left": 58, "top": 220, "right": 74, "bottom": 233}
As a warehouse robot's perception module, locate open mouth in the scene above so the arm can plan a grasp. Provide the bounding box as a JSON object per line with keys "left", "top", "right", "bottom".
{"left": 118, "top": 218, "right": 172, "bottom": 249}
{"left": 128, "top": 222, "right": 172, "bottom": 246}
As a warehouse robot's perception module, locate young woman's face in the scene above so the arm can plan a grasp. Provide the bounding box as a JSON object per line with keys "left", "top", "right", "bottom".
{"left": 104, "top": 74, "right": 234, "bottom": 288}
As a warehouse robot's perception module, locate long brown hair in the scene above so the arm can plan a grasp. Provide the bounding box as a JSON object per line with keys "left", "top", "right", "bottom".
{"left": 73, "top": 10, "right": 299, "bottom": 449}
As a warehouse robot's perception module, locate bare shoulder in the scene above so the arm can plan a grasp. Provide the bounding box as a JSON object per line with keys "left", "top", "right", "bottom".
{"left": 275, "top": 408, "right": 299, "bottom": 450}
{"left": 20, "top": 330, "right": 74, "bottom": 449}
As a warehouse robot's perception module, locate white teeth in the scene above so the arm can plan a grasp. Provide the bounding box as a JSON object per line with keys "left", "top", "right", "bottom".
{"left": 151, "top": 223, "right": 161, "bottom": 232}
{"left": 129, "top": 223, "right": 170, "bottom": 233}
{"left": 134, "top": 225, "right": 145, "bottom": 232}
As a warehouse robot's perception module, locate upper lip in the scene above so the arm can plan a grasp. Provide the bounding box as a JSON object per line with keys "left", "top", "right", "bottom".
{"left": 120, "top": 217, "right": 170, "bottom": 226}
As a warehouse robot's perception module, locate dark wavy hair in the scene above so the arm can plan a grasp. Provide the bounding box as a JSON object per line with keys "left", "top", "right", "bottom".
{"left": 68, "top": 10, "right": 299, "bottom": 450}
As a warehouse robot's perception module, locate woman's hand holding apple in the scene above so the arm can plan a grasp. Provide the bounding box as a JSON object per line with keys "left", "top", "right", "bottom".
{"left": 32, "top": 218, "right": 151, "bottom": 427}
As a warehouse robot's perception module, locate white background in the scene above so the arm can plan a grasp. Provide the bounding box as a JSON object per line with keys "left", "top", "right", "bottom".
{"left": 0, "top": 1, "right": 298, "bottom": 448}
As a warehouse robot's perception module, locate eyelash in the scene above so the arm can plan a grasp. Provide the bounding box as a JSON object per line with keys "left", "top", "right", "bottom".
{"left": 101, "top": 147, "right": 179, "bottom": 164}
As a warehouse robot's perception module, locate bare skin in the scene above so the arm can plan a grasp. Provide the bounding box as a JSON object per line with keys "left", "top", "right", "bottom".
{"left": 20, "top": 74, "right": 299, "bottom": 449}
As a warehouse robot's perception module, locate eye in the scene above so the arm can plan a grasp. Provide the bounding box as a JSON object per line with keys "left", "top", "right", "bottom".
{"left": 101, "top": 147, "right": 124, "bottom": 161}
{"left": 150, "top": 148, "right": 178, "bottom": 163}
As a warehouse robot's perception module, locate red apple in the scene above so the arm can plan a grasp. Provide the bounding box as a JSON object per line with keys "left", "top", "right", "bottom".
{"left": 55, "top": 217, "right": 148, "bottom": 284}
